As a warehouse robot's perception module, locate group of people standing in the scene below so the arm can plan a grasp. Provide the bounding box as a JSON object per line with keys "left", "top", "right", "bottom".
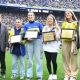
{"left": 0, "top": 9, "right": 79, "bottom": 80}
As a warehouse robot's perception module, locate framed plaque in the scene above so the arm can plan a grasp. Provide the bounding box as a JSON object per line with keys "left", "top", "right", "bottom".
{"left": 10, "top": 35, "right": 22, "bottom": 43}
{"left": 25, "top": 30, "right": 38, "bottom": 39}
{"left": 61, "top": 29, "right": 75, "bottom": 39}
{"left": 42, "top": 31, "right": 55, "bottom": 42}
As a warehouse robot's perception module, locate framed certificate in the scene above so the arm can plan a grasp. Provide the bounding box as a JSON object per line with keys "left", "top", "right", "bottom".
{"left": 42, "top": 31, "right": 55, "bottom": 42}
{"left": 61, "top": 29, "right": 75, "bottom": 39}
{"left": 25, "top": 30, "right": 38, "bottom": 39}
{"left": 10, "top": 35, "right": 22, "bottom": 43}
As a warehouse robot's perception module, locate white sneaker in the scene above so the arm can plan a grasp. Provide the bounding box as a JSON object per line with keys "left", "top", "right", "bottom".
{"left": 37, "top": 77, "right": 43, "bottom": 80}
{"left": 11, "top": 75, "right": 18, "bottom": 79}
{"left": 52, "top": 74, "right": 57, "bottom": 80}
{"left": 20, "top": 76, "right": 24, "bottom": 79}
{"left": 48, "top": 74, "right": 53, "bottom": 80}
{"left": 2, "top": 75, "right": 6, "bottom": 79}
{"left": 26, "top": 77, "right": 32, "bottom": 80}
{"left": 64, "top": 76, "right": 69, "bottom": 80}
{"left": 70, "top": 77, "right": 76, "bottom": 80}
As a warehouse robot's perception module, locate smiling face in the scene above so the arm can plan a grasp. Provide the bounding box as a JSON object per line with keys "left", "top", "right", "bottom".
{"left": 65, "top": 11, "right": 73, "bottom": 21}
{"left": 28, "top": 12, "right": 35, "bottom": 22}
{"left": 16, "top": 19, "right": 22, "bottom": 28}
{"left": 47, "top": 15, "right": 55, "bottom": 26}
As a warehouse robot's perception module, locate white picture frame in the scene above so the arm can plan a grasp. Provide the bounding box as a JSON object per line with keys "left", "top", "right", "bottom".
{"left": 10, "top": 35, "right": 22, "bottom": 43}
{"left": 25, "top": 30, "right": 38, "bottom": 39}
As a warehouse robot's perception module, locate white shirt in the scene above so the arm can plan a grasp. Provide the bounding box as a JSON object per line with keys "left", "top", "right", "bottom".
{"left": 42, "top": 26, "right": 61, "bottom": 53}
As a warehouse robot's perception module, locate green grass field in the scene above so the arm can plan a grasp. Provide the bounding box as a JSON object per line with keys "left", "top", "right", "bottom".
{"left": 1, "top": 49, "right": 80, "bottom": 80}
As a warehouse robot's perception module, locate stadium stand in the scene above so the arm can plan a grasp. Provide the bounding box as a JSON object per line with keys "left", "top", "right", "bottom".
{"left": 0, "top": 0, "right": 80, "bottom": 9}
{"left": 0, "top": 0, "right": 80, "bottom": 27}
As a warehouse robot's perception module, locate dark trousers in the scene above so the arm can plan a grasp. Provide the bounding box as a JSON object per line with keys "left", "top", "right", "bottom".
{"left": 0, "top": 49, "right": 6, "bottom": 75}
{"left": 44, "top": 51, "right": 57, "bottom": 74}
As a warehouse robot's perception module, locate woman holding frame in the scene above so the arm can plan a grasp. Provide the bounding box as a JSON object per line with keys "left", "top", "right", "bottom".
{"left": 42, "top": 14, "right": 61, "bottom": 80}
{"left": 61, "top": 9, "right": 79, "bottom": 80}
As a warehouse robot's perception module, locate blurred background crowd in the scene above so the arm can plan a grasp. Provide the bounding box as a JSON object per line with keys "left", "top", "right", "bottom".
{"left": 0, "top": 0, "right": 80, "bottom": 28}
{"left": 0, "top": 0, "right": 80, "bottom": 9}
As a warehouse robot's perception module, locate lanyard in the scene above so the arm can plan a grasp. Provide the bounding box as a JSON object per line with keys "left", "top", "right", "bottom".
{"left": 50, "top": 27, "right": 55, "bottom": 32}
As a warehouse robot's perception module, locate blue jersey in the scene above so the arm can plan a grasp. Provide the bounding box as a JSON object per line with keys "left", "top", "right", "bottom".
{"left": 24, "top": 21, "right": 43, "bottom": 39}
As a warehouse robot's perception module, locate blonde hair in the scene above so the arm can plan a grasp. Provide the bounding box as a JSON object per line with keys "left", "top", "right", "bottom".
{"left": 46, "top": 14, "right": 59, "bottom": 31}
{"left": 65, "top": 9, "right": 77, "bottom": 21}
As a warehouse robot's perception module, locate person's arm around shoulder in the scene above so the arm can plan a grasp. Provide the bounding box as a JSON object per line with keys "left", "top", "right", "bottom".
{"left": 56, "top": 26, "right": 61, "bottom": 40}
{"left": 24, "top": 23, "right": 28, "bottom": 33}
{"left": 55, "top": 20, "right": 61, "bottom": 40}
{"left": 39, "top": 22, "right": 43, "bottom": 32}
{"left": 42, "top": 26, "right": 47, "bottom": 32}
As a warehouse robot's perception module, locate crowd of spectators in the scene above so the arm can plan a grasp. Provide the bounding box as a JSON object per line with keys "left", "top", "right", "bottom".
{"left": 0, "top": 0, "right": 80, "bottom": 10}
{"left": 1, "top": 12, "right": 27, "bottom": 28}
{"left": 1, "top": 12, "right": 80, "bottom": 29}
{"left": 1, "top": 12, "right": 48, "bottom": 28}
{"left": 0, "top": 0, "right": 80, "bottom": 28}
